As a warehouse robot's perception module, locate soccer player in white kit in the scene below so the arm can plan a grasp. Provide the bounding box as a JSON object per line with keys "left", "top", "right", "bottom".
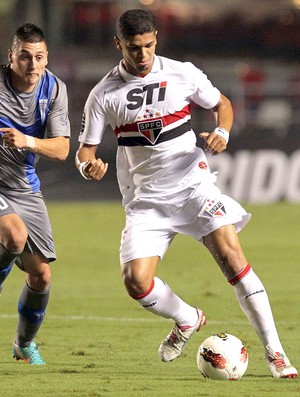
{"left": 76, "top": 9, "right": 297, "bottom": 378}
{"left": 0, "top": 23, "right": 70, "bottom": 364}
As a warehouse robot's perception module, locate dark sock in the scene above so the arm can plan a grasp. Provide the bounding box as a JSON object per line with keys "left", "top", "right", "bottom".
{"left": 16, "top": 283, "right": 50, "bottom": 347}
{"left": 0, "top": 243, "right": 18, "bottom": 285}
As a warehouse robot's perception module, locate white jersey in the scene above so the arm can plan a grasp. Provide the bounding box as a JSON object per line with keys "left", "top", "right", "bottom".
{"left": 79, "top": 55, "right": 221, "bottom": 206}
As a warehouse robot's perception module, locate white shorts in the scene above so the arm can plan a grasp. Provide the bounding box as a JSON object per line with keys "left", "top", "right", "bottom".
{"left": 120, "top": 181, "right": 251, "bottom": 264}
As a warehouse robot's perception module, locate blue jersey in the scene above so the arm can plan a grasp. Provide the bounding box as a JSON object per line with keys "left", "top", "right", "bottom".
{"left": 0, "top": 66, "right": 70, "bottom": 192}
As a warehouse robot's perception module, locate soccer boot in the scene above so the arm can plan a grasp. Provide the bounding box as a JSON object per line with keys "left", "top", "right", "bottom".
{"left": 266, "top": 345, "right": 297, "bottom": 378}
{"left": 158, "top": 308, "right": 206, "bottom": 362}
{"left": 12, "top": 341, "right": 46, "bottom": 365}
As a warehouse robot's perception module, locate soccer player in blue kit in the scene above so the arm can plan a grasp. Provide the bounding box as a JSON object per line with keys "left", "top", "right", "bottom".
{"left": 76, "top": 9, "right": 297, "bottom": 378}
{"left": 0, "top": 23, "right": 70, "bottom": 364}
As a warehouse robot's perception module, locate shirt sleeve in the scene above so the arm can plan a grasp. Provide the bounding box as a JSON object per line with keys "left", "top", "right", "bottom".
{"left": 46, "top": 80, "right": 71, "bottom": 137}
{"left": 187, "top": 63, "right": 221, "bottom": 109}
{"left": 78, "top": 89, "right": 107, "bottom": 145}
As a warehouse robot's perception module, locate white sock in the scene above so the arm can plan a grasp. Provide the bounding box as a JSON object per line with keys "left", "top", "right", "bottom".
{"left": 229, "top": 264, "right": 284, "bottom": 355}
{"left": 134, "top": 277, "right": 198, "bottom": 327}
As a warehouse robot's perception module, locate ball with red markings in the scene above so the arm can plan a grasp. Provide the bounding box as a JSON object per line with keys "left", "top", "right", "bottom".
{"left": 197, "top": 333, "right": 248, "bottom": 380}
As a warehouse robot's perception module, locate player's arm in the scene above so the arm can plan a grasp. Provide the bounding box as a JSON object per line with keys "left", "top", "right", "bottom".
{"left": 75, "top": 143, "right": 108, "bottom": 181}
{"left": 199, "top": 93, "right": 233, "bottom": 155}
{"left": 0, "top": 127, "right": 69, "bottom": 161}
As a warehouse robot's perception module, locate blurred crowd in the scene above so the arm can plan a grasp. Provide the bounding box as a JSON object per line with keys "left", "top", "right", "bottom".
{"left": 63, "top": 1, "right": 300, "bottom": 60}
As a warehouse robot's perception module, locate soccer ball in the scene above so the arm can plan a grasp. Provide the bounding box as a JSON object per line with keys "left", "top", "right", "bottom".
{"left": 197, "top": 333, "right": 248, "bottom": 380}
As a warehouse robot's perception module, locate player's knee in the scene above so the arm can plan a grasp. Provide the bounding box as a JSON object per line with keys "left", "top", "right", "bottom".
{"left": 6, "top": 233, "right": 27, "bottom": 254}
{"left": 121, "top": 266, "right": 150, "bottom": 297}
{"left": 3, "top": 220, "right": 27, "bottom": 254}
{"left": 26, "top": 265, "right": 51, "bottom": 292}
{"left": 122, "top": 269, "right": 138, "bottom": 295}
{"left": 27, "top": 277, "right": 51, "bottom": 292}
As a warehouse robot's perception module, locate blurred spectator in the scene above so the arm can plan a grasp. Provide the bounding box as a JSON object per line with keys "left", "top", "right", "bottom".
{"left": 288, "top": 65, "right": 300, "bottom": 111}
{"left": 235, "top": 61, "right": 267, "bottom": 127}
{"left": 71, "top": 1, "right": 113, "bottom": 47}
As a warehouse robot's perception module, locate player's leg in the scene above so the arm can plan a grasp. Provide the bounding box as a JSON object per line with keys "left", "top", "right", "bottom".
{"left": 203, "top": 224, "right": 297, "bottom": 378}
{"left": 121, "top": 202, "right": 201, "bottom": 325}
{"left": 10, "top": 192, "right": 55, "bottom": 365}
{"left": 0, "top": 212, "right": 27, "bottom": 291}
{"left": 121, "top": 257, "right": 206, "bottom": 362}
{"left": 12, "top": 252, "right": 51, "bottom": 365}
{"left": 120, "top": 200, "right": 206, "bottom": 362}
{"left": 122, "top": 256, "right": 201, "bottom": 325}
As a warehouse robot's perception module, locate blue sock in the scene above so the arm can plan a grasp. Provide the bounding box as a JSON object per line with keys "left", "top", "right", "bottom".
{"left": 16, "top": 283, "right": 50, "bottom": 346}
{"left": 0, "top": 263, "right": 14, "bottom": 285}
{"left": 0, "top": 243, "right": 18, "bottom": 287}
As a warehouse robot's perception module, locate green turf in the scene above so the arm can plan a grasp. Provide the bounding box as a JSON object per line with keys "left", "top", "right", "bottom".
{"left": 0, "top": 202, "right": 299, "bottom": 396}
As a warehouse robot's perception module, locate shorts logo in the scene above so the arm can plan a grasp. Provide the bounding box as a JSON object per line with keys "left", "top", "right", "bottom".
{"left": 0, "top": 196, "right": 8, "bottom": 211}
{"left": 137, "top": 118, "right": 163, "bottom": 144}
{"left": 205, "top": 198, "right": 226, "bottom": 216}
{"left": 198, "top": 161, "right": 208, "bottom": 170}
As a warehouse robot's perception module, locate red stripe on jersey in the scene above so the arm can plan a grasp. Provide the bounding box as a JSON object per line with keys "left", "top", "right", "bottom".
{"left": 228, "top": 264, "right": 252, "bottom": 286}
{"left": 131, "top": 279, "right": 155, "bottom": 300}
{"left": 114, "top": 104, "right": 191, "bottom": 135}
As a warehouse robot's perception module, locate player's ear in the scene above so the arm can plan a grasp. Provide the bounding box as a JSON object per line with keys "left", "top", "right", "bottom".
{"left": 114, "top": 36, "right": 122, "bottom": 51}
{"left": 8, "top": 49, "right": 13, "bottom": 64}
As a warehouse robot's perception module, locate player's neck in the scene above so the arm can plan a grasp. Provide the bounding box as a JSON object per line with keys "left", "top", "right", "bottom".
{"left": 122, "top": 60, "right": 153, "bottom": 77}
{"left": 10, "top": 70, "right": 38, "bottom": 93}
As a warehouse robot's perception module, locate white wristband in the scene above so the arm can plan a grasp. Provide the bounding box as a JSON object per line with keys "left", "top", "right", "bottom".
{"left": 78, "top": 161, "right": 92, "bottom": 180}
{"left": 25, "top": 135, "right": 36, "bottom": 149}
{"left": 214, "top": 127, "right": 229, "bottom": 144}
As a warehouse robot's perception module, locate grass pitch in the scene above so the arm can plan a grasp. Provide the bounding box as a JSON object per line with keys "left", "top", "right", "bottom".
{"left": 0, "top": 201, "right": 299, "bottom": 396}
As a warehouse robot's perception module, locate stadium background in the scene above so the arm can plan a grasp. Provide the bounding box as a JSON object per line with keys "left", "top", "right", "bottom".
{"left": 1, "top": 0, "right": 299, "bottom": 203}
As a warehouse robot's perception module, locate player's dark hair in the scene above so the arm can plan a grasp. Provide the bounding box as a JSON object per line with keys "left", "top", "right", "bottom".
{"left": 116, "top": 9, "right": 156, "bottom": 39}
{"left": 11, "top": 22, "right": 46, "bottom": 50}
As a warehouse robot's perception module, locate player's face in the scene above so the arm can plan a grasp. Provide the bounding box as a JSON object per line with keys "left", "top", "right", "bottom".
{"left": 115, "top": 31, "right": 157, "bottom": 76}
{"left": 8, "top": 40, "right": 48, "bottom": 92}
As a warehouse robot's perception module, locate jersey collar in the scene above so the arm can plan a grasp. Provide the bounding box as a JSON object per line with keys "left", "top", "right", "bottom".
{"left": 118, "top": 55, "right": 162, "bottom": 82}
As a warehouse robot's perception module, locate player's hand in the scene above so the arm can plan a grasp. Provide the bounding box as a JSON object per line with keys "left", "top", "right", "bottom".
{"left": 0, "top": 127, "right": 27, "bottom": 149}
{"left": 83, "top": 158, "right": 108, "bottom": 181}
{"left": 199, "top": 131, "right": 227, "bottom": 155}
